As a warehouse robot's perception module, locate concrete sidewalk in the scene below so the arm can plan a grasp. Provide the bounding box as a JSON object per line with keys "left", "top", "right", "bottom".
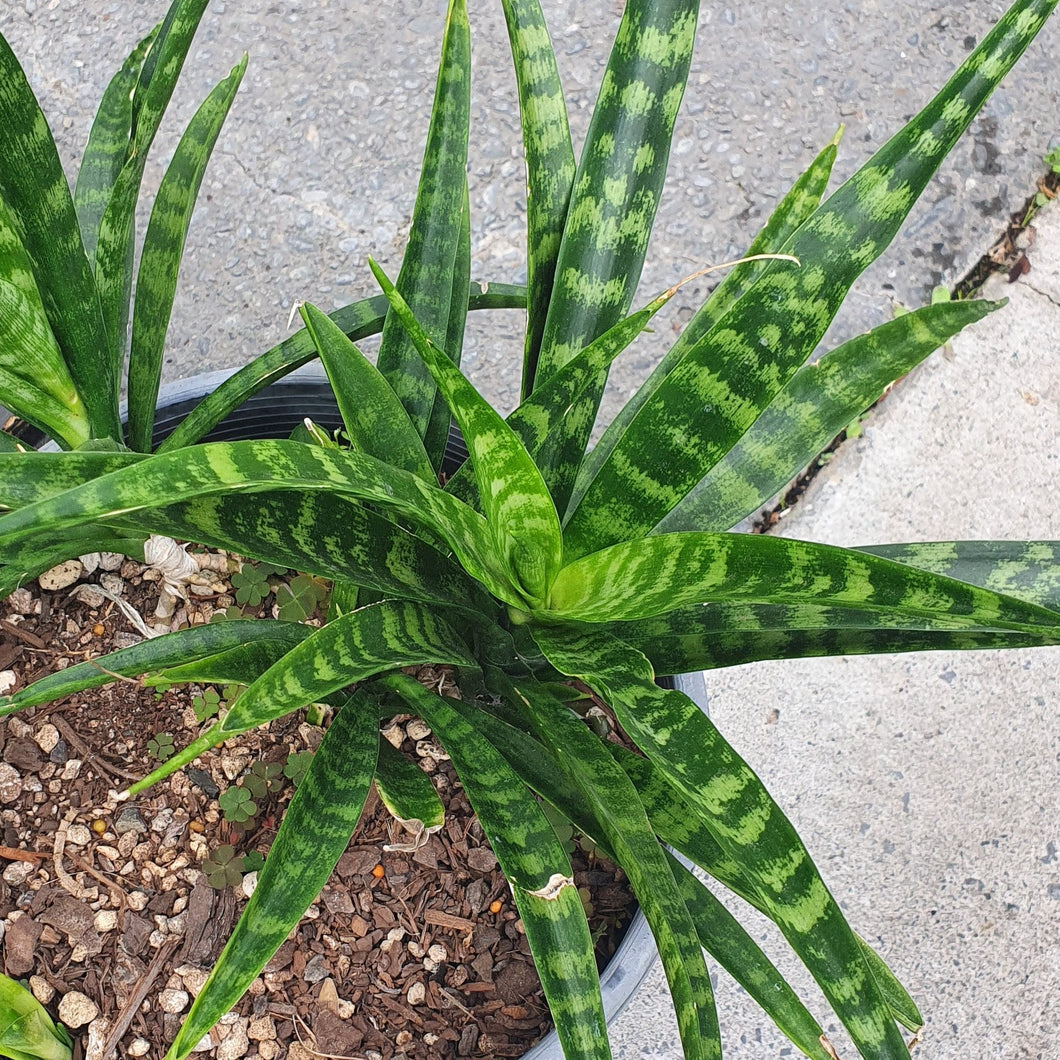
{"left": 610, "top": 203, "right": 1060, "bottom": 1058}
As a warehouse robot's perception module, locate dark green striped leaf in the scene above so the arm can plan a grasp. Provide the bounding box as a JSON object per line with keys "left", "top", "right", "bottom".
{"left": 608, "top": 599, "right": 1060, "bottom": 676}
{"left": 0, "top": 33, "right": 116, "bottom": 440}
{"left": 75, "top": 25, "right": 158, "bottom": 268}
{"left": 570, "top": 129, "right": 843, "bottom": 517}
{"left": 374, "top": 740, "right": 445, "bottom": 847}
{"left": 857, "top": 541, "right": 1060, "bottom": 613}
{"left": 381, "top": 673, "right": 611, "bottom": 1060}
{"left": 167, "top": 695, "right": 378, "bottom": 1060}
{"left": 0, "top": 440, "right": 517, "bottom": 606}
{"left": 667, "top": 855, "right": 835, "bottom": 1060}
{"left": 0, "top": 621, "right": 307, "bottom": 718}
{"left": 531, "top": 623, "right": 911, "bottom": 1060}
{"left": 515, "top": 681, "right": 720, "bottom": 1060}
{"left": 126, "top": 57, "right": 247, "bottom": 452}
{"left": 499, "top": 0, "right": 576, "bottom": 391}
{"left": 155, "top": 283, "right": 524, "bottom": 453}
{"left": 375, "top": 0, "right": 471, "bottom": 451}
{"left": 372, "top": 261, "right": 562, "bottom": 606}
{"left": 0, "top": 451, "right": 145, "bottom": 511}
{"left": 656, "top": 299, "right": 1000, "bottom": 532}
{"left": 298, "top": 302, "right": 433, "bottom": 479}
{"left": 615, "top": 746, "right": 923, "bottom": 1035}
{"left": 131, "top": 490, "right": 495, "bottom": 614}
{"left": 546, "top": 531, "right": 1060, "bottom": 634}
{"left": 563, "top": 0, "right": 1058, "bottom": 557}
{"left": 93, "top": 0, "right": 211, "bottom": 389}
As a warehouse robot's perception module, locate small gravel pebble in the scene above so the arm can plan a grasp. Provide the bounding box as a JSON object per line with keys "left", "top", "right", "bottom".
{"left": 0, "top": 671, "right": 15, "bottom": 695}
{"left": 114, "top": 807, "right": 148, "bottom": 835}
{"left": 33, "top": 724, "right": 59, "bottom": 754}
{"left": 0, "top": 764, "right": 22, "bottom": 804}
{"left": 65, "top": 824, "right": 92, "bottom": 846}
{"left": 158, "top": 988, "right": 190, "bottom": 1014}
{"left": 58, "top": 991, "right": 99, "bottom": 1028}
{"left": 29, "top": 976, "right": 54, "bottom": 1004}
{"left": 38, "top": 560, "right": 82, "bottom": 591}
{"left": 406, "top": 981, "right": 426, "bottom": 1005}
{"left": 216, "top": 1021, "right": 250, "bottom": 1060}
{"left": 127, "top": 1039, "right": 151, "bottom": 1057}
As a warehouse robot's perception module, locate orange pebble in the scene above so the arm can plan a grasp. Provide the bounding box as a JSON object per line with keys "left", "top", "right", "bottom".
{"left": 489, "top": 900, "right": 502, "bottom": 914}
{"left": 188, "top": 820, "right": 205, "bottom": 833}
{"left": 91, "top": 819, "right": 107, "bottom": 834}
{"left": 92, "top": 623, "right": 105, "bottom": 636}
{"left": 371, "top": 864, "right": 385, "bottom": 879}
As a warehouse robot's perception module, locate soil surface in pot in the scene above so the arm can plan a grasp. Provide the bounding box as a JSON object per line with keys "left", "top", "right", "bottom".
{"left": 0, "top": 553, "right": 637, "bottom": 1059}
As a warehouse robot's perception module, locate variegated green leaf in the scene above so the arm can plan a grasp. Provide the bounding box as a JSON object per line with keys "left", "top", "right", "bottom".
{"left": 424, "top": 175, "right": 472, "bottom": 460}
{"left": 0, "top": 440, "right": 518, "bottom": 606}
{"left": 0, "top": 450, "right": 145, "bottom": 511}
{"left": 167, "top": 695, "right": 378, "bottom": 1060}
{"left": 375, "top": 0, "right": 470, "bottom": 452}
{"left": 546, "top": 531, "right": 1060, "bottom": 633}
{"left": 126, "top": 57, "right": 247, "bottom": 453}
{"left": 445, "top": 284, "right": 683, "bottom": 510}
{"left": 375, "top": 739, "right": 445, "bottom": 849}
{"left": 608, "top": 599, "right": 1060, "bottom": 676}
{"left": 564, "top": 0, "right": 1058, "bottom": 557}
{"left": 615, "top": 746, "right": 923, "bottom": 1034}
{"left": 372, "top": 261, "right": 562, "bottom": 606}
{"left": 0, "top": 972, "right": 72, "bottom": 1060}
{"left": 155, "top": 283, "right": 524, "bottom": 453}
{"left": 298, "top": 302, "right": 433, "bottom": 479}
{"left": 531, "top": 623, "right": 911, "bottom": 1060}
{"left": 94, "top": 0, "right": 211, "bottom": 388}
{"left": 515, "top": 681, "right": 721, "bottom": 1060}
{"left": 499, "top": 0, "right": 576, "bottom": 391}
{"left": 131, "top": 491, "right": 496, "bottom": 614}
{"left": 0, "top": 34, "right": 116, "bottom": 440}
{"left": 0, "top": 620, "right": 308, "bottom": 718}
{"left": 381, "top": 673, "right": 611, "bottom": 1060}
{"left": 857, "top": 541, "right": 1060, "bottom": 613}
{"left": 532, "top": 0, "right": 699, "bottom": 389}
{"left": 74, "top": 25, "right": 158, "bottom": 268}
{"left": 569, "top": 129, "right": 844, "bottom": 519}
{"left": 656, "top": 299, "right": 1001, "bottom": 532}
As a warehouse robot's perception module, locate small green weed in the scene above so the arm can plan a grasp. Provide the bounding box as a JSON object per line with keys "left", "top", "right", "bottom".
{"left": 275, "top": 573, "right": 330, "bottom": 622}
{"left": 202, "top": 844, "right": 244, "bottom": 890}
{"left": 242, "top": 850, "right": 266, "bottom": 873}
{"left": 218, "top": 785, "right": 257, "bottom": 825}
{"left": 242, "top": 761, "right": 284, "bottom": 799}
{"left": 147, "top": 732, "right": 175, "bottom": 761}
{"left": 230, "top": 562, "right": 286, "bottom": 608}
{"left": 283, "top": 750, "right": 314, "bottom": 789}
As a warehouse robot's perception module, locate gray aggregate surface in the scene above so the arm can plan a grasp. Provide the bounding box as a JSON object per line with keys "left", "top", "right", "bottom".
{"left": 2, "top": 0, "right": 1058, "bottom": 426}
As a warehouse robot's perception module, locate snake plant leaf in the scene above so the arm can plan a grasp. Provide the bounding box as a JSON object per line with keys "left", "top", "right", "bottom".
{"left": 857, "top": 541, "right": 1060, "bottom": 613}
{"left": 131, "top": 491, "right": 496, "bottom": 614}
{"left": 515, "top": 681, "right": 721, "bottom": 1060}
{"left": 127, "top": 600, "right": 474, "bottom": 797}
{"left": 166, "top": 695, "right": 378, "bottom": 1060}
{"left": 380, "top": 673, "right": 611, "bottom": 1060}
{"left": 74, "top": 24, "right": 159, "bottom": 268}
{"left": 0, "top": 451, "right": 145, "bottom": 511}
{"left": 499, "top": 0, "right": 576, "bottom": 390}
{"left": 546, "top": 531, "right": 1060, "bottom": 634}
{"left": 297, "top": 302, "right": 433, "bottom": 479}
{"left": 445, "top": 284, "right": 684, "bottom": 509}
{"left": 155, "top": 283, "right": 525, "bottom": 453}
{"left": 570, "top": 128, "right": 843, "bottom": 518}
{"left": 0, "top": 972, "right": 72, "bottom": 1060}
{"left": 657, "top": 298, "right": 1002, "bottom": 532}
{"left": 0, "top": 620, "right": 307, "bottom": 718}
{"left": 531, "top": 0, "right": 700, "bottom": 514}
{"left": 0, "top": 279, "right": 90, "bottom": 450}
{"left": 126, "top": 57, "right": 247, "bottom": 453}
{"left": 564, "top": 0, "right": 1058, "bottom": 558}
{"left": 531, "top": 623, "right": 911, "bottom": 1060}
{"left": 93, "top": 0, "right": 211, "bottom": 388}
{"left": 615, "top": 745, "right": 923, "bottom": 1034}
{"left": 215, "top": 601, "right": 474, "bottom": 738}
{"left": 666, "top": 856, "right": 835, "bottom": 1060}
{"left": 425, "top": 175, "right": 472, "bottom": 461}
{"left": 608, "top": 599, "right": 1060, "bottom": 677}
{"left": 372, "top": 261, "right": 562, "bottom": 606}
{"left": 0, "top": 440, "right": 518, "bottom": 606}
{"left": 532, "top": 0, "right": 699, "bottom": 390}
{"left": 375, "top": 0, "right": 470, "bottom": 453}
{"left": 0, "top": 35, "right": 116, "bottom": 441}
{"left": 374, "top": 739, "right": 445, "bottom": 850}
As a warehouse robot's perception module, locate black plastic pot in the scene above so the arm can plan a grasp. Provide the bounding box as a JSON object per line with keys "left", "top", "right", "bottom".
{"left": 21, "top": 367, "right": 708, "bottom": 1056}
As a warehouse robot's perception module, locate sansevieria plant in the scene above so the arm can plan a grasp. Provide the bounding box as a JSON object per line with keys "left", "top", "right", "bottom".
{"left": 1, "top": 1, "right": 1058, "bottom": 1058}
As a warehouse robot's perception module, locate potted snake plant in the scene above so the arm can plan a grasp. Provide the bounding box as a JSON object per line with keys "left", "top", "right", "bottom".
{"left": 2, "top": 1, "right": 1059, "bottom": 1058}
